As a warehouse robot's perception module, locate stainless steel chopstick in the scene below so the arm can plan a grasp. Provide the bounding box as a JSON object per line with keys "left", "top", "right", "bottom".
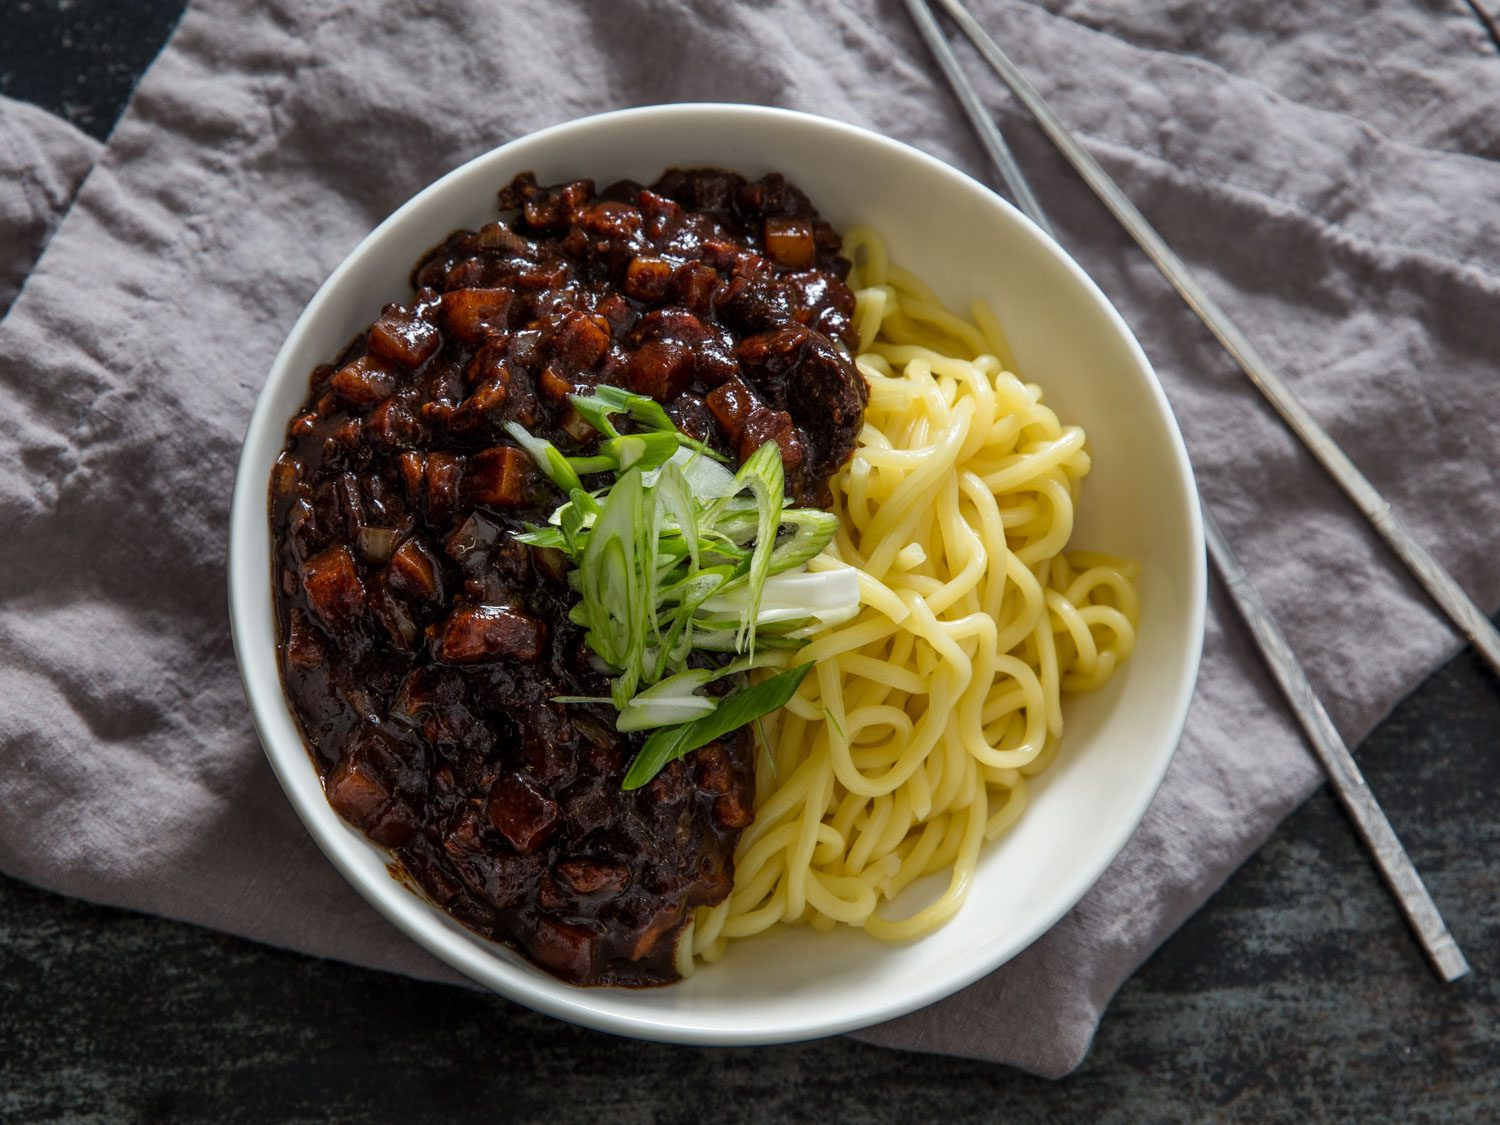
{"left": 906, "top": 0, "right": 1470, "bottom": 981}
{"left": 1205, "top": 513, "right": 1470, "bottom": 981}
{"left": 903, "top": 0, "right": 1056, "bottom": 241}
{"left": 929, "top": 0, "right": 1500, "bottom": 683}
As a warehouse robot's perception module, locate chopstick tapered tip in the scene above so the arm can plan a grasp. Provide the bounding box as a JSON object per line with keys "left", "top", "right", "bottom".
{"left": 1430, "top": 937, "right": 1472, "bottom": 984}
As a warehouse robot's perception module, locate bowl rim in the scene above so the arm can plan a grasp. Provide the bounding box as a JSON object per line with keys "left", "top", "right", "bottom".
{"left": 228, "top": 101, "right": 1206, "bottom": 1045}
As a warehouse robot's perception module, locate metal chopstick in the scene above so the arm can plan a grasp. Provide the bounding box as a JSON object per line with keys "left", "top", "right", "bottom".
{"left": 904, "top": 0, "right": 1057, "bottom": 242}
{"left": 928, "top": 0, "right": 1500, "bottom": 684}
{"left": 1205, "top": 514, "right": 1469, "bottom": 981}
{"left": 905, "top": 0, "right": 1470, "bottom": 981}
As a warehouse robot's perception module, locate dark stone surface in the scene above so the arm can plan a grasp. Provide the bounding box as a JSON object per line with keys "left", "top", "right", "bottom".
{"left": 0, "top": 0, "right": 185, "bottom": 141}
{"left": 2, "top": 3, "right": 1497, "bottom": 1120}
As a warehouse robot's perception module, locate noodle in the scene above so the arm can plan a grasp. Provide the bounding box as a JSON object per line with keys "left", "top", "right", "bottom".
{"left": 689, "top": 229, "right": 1139, "bottom": 963}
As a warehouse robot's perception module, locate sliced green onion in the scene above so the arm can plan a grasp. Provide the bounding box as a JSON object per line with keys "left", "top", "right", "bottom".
{"left": 568, "top": 385, "right": 727, "bottom": 462}
{"left": 622, "top": 664, "right": 814, "bottom": 790}
{"left": 688, "top": 628, "right": 807, "bottom": 652}
{"left": 699, "top": 568, "right": 861, "bottom": 637}
{"left": 512, "top": 525, "right": 568, "bottom": 550}
{"left": 718, "top": 441, "right": 784, "bottom": 654}
{"left": 503, "top": 387, "right": 860, "bottom": 789}
{"left": 615, "top": 668, "right": 719, "bottom": 732}
{"left": 654, "top": 461, "right": 700, "bottom": 570}
{"left": 769, "top": 509, "right": 842, "bottom": 572}
{"left": 567, "top": 392, "right": 622, "bottom": 438}
{"left": 646, "top": 445, "right": 738, "bottom": 499}
{"left": 503, "top": 421, "right": 583, "bottom": 494}
{"left": 606, "top": 430, "right": 682, "bottom": 472}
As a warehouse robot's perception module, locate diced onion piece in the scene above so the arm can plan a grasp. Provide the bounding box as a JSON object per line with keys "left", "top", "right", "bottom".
{"left": 356, "top": 527, "right": 399, "bottom": 564}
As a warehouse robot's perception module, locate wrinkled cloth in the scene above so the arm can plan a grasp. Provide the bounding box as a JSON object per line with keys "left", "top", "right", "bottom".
{"left": 0, "top": 96, "right": 101, "bottom": 317}
{"left": 2, "top": 0, "right": 1498, "bottom": 1079}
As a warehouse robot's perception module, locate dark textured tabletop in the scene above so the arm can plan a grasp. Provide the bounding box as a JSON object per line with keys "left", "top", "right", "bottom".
{"left": 3, "top": 3, "right": 1497, "bottom": 1121}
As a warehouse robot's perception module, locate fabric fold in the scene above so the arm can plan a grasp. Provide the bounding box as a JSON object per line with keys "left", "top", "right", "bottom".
{"left": 0, "top": 96, "right": 102, "bottom": 317}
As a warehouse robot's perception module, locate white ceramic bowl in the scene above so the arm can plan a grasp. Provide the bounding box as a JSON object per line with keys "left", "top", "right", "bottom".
{"left": 229, "top": 104, "right": 1204, "bottom": 1044}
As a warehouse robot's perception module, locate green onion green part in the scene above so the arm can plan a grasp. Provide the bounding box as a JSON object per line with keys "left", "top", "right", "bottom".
{"left": 622, "top": 664, "right": 815, "bottom": 790}
{"left": 508, "top": 386, "right": 860, "bottom": 788}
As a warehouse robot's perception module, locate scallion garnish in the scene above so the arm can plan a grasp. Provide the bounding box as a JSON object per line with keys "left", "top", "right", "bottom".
{"left": 622, "top": 663, "right": 814, "bottom": 790}
{"left": 508, "top": 387, "right": 859, "bottom": 787}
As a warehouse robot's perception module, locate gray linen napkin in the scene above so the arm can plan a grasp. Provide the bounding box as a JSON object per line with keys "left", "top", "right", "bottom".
{"left": 0, "top": 96, "right": 100, "bottom": 317}
{"left": 2, "top": 0, "right": 1498, "bottom": 1078}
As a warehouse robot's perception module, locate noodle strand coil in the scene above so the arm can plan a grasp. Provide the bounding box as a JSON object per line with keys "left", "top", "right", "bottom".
{"left": 683, "top": 229, "right": 1139, "bottom": 968}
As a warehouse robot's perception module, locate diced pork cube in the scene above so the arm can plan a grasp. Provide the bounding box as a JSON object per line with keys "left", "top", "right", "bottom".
{"left": 368, "top": 304, "right": 441, "bottom": 369}
{"left": 326, "top": 732, "right": 418, "bottom": 847}
{"left": 763, "top": 215, "right": 816, "bottom": 268}
{"left": 462, "top": 445, "right": 534, "bottom": 509}
{"left": 528, "top": 917, "right": 599, "bottom": 981}
{"left": 435, "top": 604, "right": 546, "bottom": 663}
{"left": 487, "top": 774, "right": 560, "bottom": 853}
{"left": 704, "top": 376, "right": 759, "bottom": 442}
{"left": 691, "top": 740, "right": 733, "bottom": 795}
{"left": 637, "top": 188, "right": 684, "bottom": 241}
{"left": 624, "top": 255, "right": 673, "bottom": 301}
{"left": 386, "top": 536, "right": 442, "bottom": 603}
{"left": 301, "top": 545, "right": 365, "bottom": 630}
{"left": 593, "top": 292, "right": 633, "bottom": 333}
{"left": 283, "top": 608, "right": 325, "bottom": 669}
{"left": 440, "top": 287, "right": 513, "bottom": 343}
{"left": 510, "top": 261, "right": 568, "bottom": 291}
{"left": 576, "top": 200, "right": 642, "bottom": 240}
{"left": 364, "top": 396, "right": 423, "bottom": 451}
{"left": 329, "top": 355, "right": 398, "bottom": 407}
{"left": 713, "top": 790, "right": 753, "bottom": 829}
{"left": 555, "top": 859, "right": 630, "bottom": 895}
{"left": 550, "top": 310, "right": 611, "bottom": 371}
{"left": 424, "top": 451, "right": 463, "bottom": 521}
{"left": 666, "top": 260, "right": 717, "bottom": 314}
{"left": 463, "top": 369, "right": 511, "bottom": 419}
{"left": 624, "top": 341, "right": 693, "bottom": 402}
{"left": 737, "top": 404, "right": 805, "bottom": 469}
{"left": 326, "top": 743, "right": 389, "bottom": 826}
{"left": 557, "top": 179, "right": 595, "bottom": 223}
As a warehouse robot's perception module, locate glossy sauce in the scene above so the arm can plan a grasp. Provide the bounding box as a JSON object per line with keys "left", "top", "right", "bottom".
{"left": 270, "top": 169, "right": 866, "bottom": 985}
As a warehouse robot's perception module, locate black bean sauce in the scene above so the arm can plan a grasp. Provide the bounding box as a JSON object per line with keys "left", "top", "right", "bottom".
{"left": 269, "top": 169, "right": 867, "bottom": 985}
